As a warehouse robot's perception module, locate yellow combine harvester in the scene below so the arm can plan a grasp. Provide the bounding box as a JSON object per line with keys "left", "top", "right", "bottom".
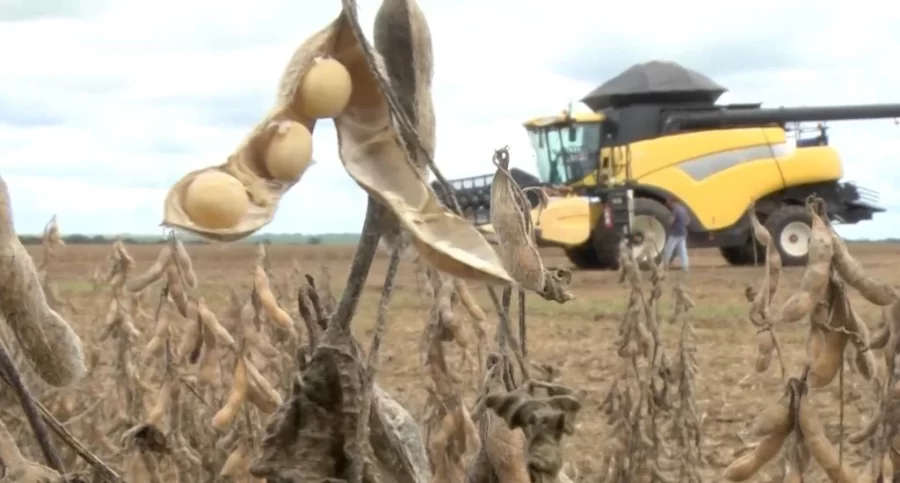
{"left": 440, "top": 61, "right": 895, "bottom": 270}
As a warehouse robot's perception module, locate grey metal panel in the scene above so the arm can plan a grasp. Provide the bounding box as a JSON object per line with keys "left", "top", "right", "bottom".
{"left": 678, "top": 143, "right": 789, "bottom": 181}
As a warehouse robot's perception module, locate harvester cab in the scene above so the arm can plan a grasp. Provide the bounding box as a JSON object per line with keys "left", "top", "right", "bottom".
{"left": 524, "top": 112, "right": 607, "bottom": 186}
{"left": 440, "top": 60, "right": 896, "bottom": 271}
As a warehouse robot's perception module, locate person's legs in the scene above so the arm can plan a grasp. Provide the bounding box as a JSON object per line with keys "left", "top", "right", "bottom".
{"left": 662, "top": 236, "right": 678, "bottom": 267}
{"left": 676, "top": 236, "right": 689, "bottom": 271}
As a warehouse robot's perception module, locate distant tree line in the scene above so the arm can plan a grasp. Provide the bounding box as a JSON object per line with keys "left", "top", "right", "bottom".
{"left": 16, "top": 234, "right": 346, "bottom": 246}
{"left": 19, "top": 235, "right": 169, "bottom": 245}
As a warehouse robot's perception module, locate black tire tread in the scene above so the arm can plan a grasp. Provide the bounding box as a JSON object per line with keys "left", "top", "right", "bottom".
{"left": 591, "top": 198, "right": 671, "bottom": 271}
{"left": 564, "top": 244, "right": 600, "bottom": 269}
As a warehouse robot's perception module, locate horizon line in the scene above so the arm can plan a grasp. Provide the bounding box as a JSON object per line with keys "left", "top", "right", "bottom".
{"left": 14, "top": 232, "right": 898, "bottom": 242}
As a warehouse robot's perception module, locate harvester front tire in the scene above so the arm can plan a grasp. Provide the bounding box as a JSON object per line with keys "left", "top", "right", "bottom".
{"left": 591, "top": 229, "right": 621, "bottom": 270}
{"left": 765, "top": 204, "right": 812, "bottom": 267}
{"left": 590, "top": 197, "right": 671, "bottom": 271}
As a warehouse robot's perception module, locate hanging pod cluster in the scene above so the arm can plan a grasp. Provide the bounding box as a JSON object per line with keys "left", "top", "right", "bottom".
{"left": 162, "top": 0, "right": 511, "bottom": 286}
{"left": 725, "top": 378, "right": 859, "bottom": 483}
{"left": 726, "top": 196, "right": 900, "bottom": 482}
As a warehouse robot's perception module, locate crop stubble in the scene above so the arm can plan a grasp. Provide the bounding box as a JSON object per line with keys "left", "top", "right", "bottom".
{"left": 1, "top": 241, "right": 892, "bottom": 481}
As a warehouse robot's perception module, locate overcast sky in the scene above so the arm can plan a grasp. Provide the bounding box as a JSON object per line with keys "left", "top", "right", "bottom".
{"left": 1, "top": 0, "right": 899, "bottom": 239}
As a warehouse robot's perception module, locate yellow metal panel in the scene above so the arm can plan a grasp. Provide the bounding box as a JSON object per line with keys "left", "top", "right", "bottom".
{"left": 622, "top": 127, "right": 787, "bottom": 181}
{"left": 536, "top": 196, "right": 595, "bottom": 246}
{"left": 777, "top": 146, "right": 843, "bottom": 185}
{"left": 477, "top": 197, "right": 600, "bottom": 247}
{"left": 639, "top": 154, "right": 785, "bottom": 230}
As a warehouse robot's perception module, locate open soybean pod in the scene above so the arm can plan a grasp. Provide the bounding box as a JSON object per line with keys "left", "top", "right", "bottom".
{"left": 162, "top": 1, "right": 512, "bottom": 285}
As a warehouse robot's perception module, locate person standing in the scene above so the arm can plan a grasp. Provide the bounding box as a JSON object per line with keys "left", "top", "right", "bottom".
{"left": 662, "top": 197, "right": 690, "bottom": 271}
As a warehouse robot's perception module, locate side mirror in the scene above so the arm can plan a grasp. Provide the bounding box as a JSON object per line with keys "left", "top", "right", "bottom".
{"left": 568, "top": 127, "right": 578, "bottom": 142}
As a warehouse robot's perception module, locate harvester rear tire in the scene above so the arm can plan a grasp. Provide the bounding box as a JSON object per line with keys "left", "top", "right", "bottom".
{"left": 765, "top": 204, "right": 812, "bottom": 267}
{"left": 719, "top": 240, "right": 766, "bottom": 266}
{"left": 564, "top": 243, "right": 600, "bottom": 269}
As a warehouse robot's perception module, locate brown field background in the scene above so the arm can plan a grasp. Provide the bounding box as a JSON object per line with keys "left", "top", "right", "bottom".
{"left": 13, "top": 242, "right": 900, "bottom": 481}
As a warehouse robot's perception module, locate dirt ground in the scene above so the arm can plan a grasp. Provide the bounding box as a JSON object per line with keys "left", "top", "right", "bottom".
{"left": 25, "top": 242, "right": 900, "bottom": 482}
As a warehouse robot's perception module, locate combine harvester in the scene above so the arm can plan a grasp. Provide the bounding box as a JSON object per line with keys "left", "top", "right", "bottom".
{"left": 438, "top": 61, "right": 897, "bottom": 270}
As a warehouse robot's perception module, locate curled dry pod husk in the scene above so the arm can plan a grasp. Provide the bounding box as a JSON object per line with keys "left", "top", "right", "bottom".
{"left": 798, "top": 393, "right": 857, "bottom": 483}
{"left": 176, "top": 312, "right": 203, "bottom": 363}
{"left": 172, "top": 238, "right": 198, "bottom": 288}
{"left": 113, "top": 239, "right": 135, "bottom": 271}
{"left": 147, "top": 378, "right": 173, "bottom": 427}
{"left": 848, "top": 405, "right": 881, "bottom": 445}
{"left": 808, "top": 280, "right": 849, "bottom": 388}
{"left": 253, "top": 265, "right": 294, "bottom": 330}
{"left": 829, "top": 225, "right": 898, "bottom": 306}
{"left": 244, "top": 358, "right": 282, "bottom": 414}
{"left": 212, "top": 356, "right": 248, "bottom": 430}
{"left": 806, "top": 326, "right": 824, "bottom": 361}
{"left": 883, "top": 450, "right": 895, "bottom": 483}
{"left": 489, "top": 149, "right": 572, "bottom": 302}
{"left": 0, "top": 176, "right": 86, "bottom": 388}
{"left": 142, "top": 310, "right": 171, "bottom": 361}
{"left": 750, "top": 388, "right": 792, "bottom": 437}
{"left": 845, "top": 301, "right": 876, "bottom": 380}
{"left": 162, "top": 2, "right": 511, "bottom": 286}
{"left": 748, "top": 203, "right": 781, "bottom": 300}
{"left": 198, "top": 298, "right": 236, "bottom": 347}
{"left": 754, "top": 330, "right": 775, "bottom": 373}
{"left": 724, "top": 387, "right": 793, "bottom": 481}
{"left": 871, "top": 314, "right": 890, "bottom": 350}
{"left": 197, "top": 323, "right": 220, "bottom": 384}
{"left": 166, "top": 265, "right": 190, "bottom": 317}
{"left": 126, "top": 245, "right": 172, "bottom": 293}
{"left": 777, "top": 203, "right": 833, "bottom": 323}
{"left": 221, "top": 442, "right": 252, "bottom": 477}
{"left": 369, "top": 384, "right": 430, "bottom": 483}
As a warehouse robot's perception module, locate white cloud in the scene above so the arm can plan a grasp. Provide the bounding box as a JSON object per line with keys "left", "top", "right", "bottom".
{"left": 0, "top": 0, "right": 898, "bottom": 240}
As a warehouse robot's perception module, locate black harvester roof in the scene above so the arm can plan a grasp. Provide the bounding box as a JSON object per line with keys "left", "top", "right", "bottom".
{"left": 581, "top": 60, "right": 727, "bottom": 110}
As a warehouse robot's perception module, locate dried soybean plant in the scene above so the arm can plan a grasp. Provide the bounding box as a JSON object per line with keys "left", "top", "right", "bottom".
{"left": 204, "top": 285, "right": 284, "bottom": 483}
{"left": 743, "top": 203, "right": 787, "bottom": 380}
{"left": 668, "top": 275, "right": 701, "bottom": 483}
{"left": 414, "top": 257, "right": 487, "bottom": 383}
{"left": 0, "top": 176, "right": 88, "bottom": 478}
{"left": 36, "top": 215, "right": 71, "bottom": 314}
{"left": 250, "top": 268, "right": 432, "bottom": 482}
{"left": 38, "top": 215, "right": 63, "bottom": 270}
{"left": 157, "top": 0, "right": 533, "bottom": 480}
{"left": 418, "top": 268, "right": 479, "bottom": 483}
{"left": 468, "top": 349, "right": 583, "bottom": 483}
{"left": 723, "top": 195, "right": 896, "bottom": 482}
{"left": 97, "top": 240, "right": 146, "bottom": 421}
{"left": 464, "top": 147, "right": 582, "bottom": 483}
{"left": 855, "top": 301, "right": 900, "bottom": 482}
{"left": 598, "top": 240, "right": 672, "bottom": 483}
